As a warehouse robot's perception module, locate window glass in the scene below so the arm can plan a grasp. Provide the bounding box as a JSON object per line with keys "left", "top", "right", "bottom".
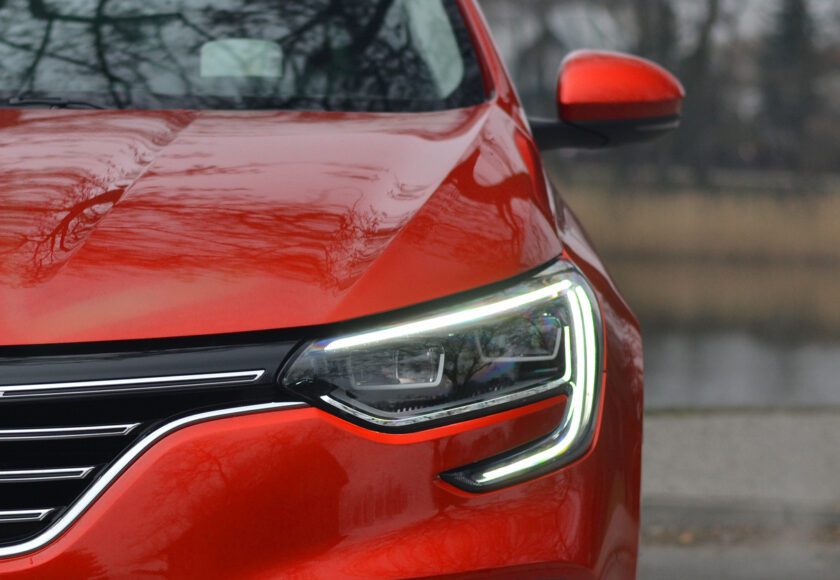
{"left": 0, "top": 0, "right": 487, "bottom": 111}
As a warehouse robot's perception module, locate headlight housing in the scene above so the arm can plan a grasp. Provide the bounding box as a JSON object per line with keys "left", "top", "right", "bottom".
{"left": 281, "top": 260, "right": 603, "bottom": 490}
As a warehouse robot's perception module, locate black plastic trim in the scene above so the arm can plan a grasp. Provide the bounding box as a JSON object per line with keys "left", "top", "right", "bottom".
{"left": 530, "top": 114, "right": 681, "bottom": 150}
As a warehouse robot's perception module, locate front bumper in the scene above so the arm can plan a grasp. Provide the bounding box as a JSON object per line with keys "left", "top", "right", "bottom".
{"left": 0, "top": 358, "right": 640, "bottom": 579}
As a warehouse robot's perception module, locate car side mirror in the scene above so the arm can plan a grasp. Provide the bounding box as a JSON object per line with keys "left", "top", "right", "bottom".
{"left": 531, "top": 50, "right": 685, "bottom": 150}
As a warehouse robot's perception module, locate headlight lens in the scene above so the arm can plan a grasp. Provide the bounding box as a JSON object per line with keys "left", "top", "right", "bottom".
{"left": 281, "top": 261, "right": 602, "bottom": 450}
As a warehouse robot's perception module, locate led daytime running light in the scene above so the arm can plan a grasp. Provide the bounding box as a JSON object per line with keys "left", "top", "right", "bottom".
{"left": 475, "top": 287, "right": 596, "bottom": 483}
{"left": 323, "top": 280, "right": 573, "bottom": 352}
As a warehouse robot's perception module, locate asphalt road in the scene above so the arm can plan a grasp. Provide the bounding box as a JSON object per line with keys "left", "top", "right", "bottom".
{"left": 639, "top": 543, "right": 840, "bottom": 580}
{"left": 640, "top": 411, "right": 840, "bottom": 579}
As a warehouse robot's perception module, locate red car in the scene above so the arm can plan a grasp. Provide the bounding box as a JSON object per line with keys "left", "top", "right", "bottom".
{"left": 0, "top": 1, "right": 683, "bottom": 578}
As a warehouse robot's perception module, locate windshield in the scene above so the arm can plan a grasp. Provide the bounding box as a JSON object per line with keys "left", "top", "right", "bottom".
{"left": 0, "top": 0, "right": 487, "bottom": 112}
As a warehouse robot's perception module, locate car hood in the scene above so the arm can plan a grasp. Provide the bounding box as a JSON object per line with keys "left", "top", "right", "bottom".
{"left": 0, "top": 105, "right": 561, "bottom": 346}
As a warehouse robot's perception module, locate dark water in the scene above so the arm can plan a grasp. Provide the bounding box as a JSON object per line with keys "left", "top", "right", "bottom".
{"left": 644, "top": 330, "right": 840, "bottom": 410}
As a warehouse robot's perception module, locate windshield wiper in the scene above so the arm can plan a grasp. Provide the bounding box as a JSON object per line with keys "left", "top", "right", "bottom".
{"left": 2, "top": 97, "right": 105, "bottom": 110}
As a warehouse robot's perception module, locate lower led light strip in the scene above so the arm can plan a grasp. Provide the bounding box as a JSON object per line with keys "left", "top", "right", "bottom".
{"left": 473, "top": 285, "right": 599, "bottom": 485}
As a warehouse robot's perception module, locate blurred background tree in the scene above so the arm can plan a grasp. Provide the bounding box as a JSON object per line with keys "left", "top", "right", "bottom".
{"left": 759, "top": 0, "right": 821, "bottom": 176}
{"left": 482, "top": 0, "right": 840, "bottom": 191}
{"left": 480, "top": 0, "right": 840, "bottom": 405}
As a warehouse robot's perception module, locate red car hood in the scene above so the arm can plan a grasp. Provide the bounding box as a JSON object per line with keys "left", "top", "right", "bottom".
{"left": 0, "top": 105, "right": 561, "bottom": 346}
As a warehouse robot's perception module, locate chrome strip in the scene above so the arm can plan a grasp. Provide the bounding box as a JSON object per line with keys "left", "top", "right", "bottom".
{"left": 477, "top": 326, "right": 567, "bottom": 363}
{"left": 0, "top": 424, "right": 140, "bottom": 441}
{"left": 0, "top": 370, "right": 265, "bottom": 399}
{"left": 350, "top": 353, "right": 447, "bottom": 391}
{"left": 0, "top": 401, "right": 306, "bottom": 558}
{"left": 0, "top": 509, "right": 54, "bottom": 524}
{"left": 321, "top": 375, "right": 570, "bottom": 429}
{"left": 0, "top": 468, "right": 94, "bottom": 483}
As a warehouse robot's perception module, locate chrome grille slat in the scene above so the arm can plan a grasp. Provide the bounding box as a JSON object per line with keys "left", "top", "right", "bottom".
{"left": 0, "top": 402, "right": 305, "bottom": 557}
{"left": 0, "top": 370, "right": 265, "bottom": 400}
{"left": 0, "top": 468, "right": 94, "bottom": 483}
{"left": 0, "top": 424, "right": 140, "bottom": 441}
{"left": 0, "top": 510, "right": 54, "bottom": 524}
{"left": 0, "top": 338, "right": 301, "bottom": 555}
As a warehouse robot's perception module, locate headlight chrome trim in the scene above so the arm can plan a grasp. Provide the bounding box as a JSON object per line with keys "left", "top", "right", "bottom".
{"left": 280, "top": 260, "right": 603, "bottom": 446}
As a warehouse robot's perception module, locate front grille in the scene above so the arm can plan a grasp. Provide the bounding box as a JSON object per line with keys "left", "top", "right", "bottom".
{"left": 0, "top": 338, "right": 301, "bottom": 552}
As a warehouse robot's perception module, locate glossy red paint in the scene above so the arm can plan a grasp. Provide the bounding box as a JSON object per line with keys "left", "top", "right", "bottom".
{"left": 0, "top": 275, "right": 642, "bottom": 580}
{"left": 558, "top": 50, "right": 686, "bottom": 123}
{"left": 0, "top": 104, "right": 560, "bottom": 346}
{"left": 0, "top": 1, "right": 645, "bottom": 577}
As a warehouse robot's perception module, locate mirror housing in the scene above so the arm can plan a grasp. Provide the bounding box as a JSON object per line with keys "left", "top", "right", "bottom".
{"left": 532, "top": 50, "right": 685, "bottom": 150}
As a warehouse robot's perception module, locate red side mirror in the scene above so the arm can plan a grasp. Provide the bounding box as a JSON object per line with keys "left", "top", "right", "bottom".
{"left": 531, "top": 50, "right": 685, "bottom": 150}
{"left": 559, "top": 50, "right": 685, "bottom": 125}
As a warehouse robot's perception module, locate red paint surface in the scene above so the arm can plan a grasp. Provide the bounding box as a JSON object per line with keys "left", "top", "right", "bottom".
{"left": 0, "top": 299, "right": 642, "bottom": 579}
{"left": 558, "top": 50, "right": 685, "bottom": 122}
{"left": 0, "top": 103, "right": 560, "bottom": 346}
{"left": 0, "top": 1, "right": 645, "bottom": 577}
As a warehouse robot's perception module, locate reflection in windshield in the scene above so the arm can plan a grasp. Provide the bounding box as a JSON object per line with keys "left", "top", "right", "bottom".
{"left": 0, "top": 0, "right": 486, "bottom": 111}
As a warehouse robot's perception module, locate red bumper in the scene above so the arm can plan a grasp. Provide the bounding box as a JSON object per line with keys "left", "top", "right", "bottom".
{"left": 0, "top": 346, "right": 640, "bottom": 580}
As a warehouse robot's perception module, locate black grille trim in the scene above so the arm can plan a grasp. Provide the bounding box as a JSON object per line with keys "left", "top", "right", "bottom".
{"left": 0, "top": 339, "right": 305, "bottom": 555}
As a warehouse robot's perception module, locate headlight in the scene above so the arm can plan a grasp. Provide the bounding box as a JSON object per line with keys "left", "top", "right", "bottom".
{"left": 281, "top": 260, "right": 603, "bottom": 490}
